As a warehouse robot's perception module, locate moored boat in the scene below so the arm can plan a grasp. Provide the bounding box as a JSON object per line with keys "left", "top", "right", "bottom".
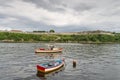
{"left": 37, "top": 59, "right": 65, "bottom": 74}
{"left": 37, "top": 66, "right": 65, "bottom": 77}
{"left": 35, "top": 48, "right": 63, "bottom": 53}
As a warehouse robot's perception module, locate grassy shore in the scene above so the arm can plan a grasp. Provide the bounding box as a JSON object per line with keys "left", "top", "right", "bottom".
{"left": 0, "top": 31, "right": 120, "bottom": 43}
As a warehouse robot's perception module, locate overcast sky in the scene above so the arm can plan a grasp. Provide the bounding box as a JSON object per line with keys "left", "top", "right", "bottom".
{"left": 0, "top": 0, "right": 120, "bottom": 32}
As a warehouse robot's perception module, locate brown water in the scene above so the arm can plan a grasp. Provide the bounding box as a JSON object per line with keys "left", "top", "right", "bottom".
{"left": 0, "top": 43, "right": 120, "bottom": 80}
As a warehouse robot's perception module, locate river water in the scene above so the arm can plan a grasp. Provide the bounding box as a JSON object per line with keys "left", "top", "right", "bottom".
{"left": 0, "top": 43, "right": 120, "bottom": 80}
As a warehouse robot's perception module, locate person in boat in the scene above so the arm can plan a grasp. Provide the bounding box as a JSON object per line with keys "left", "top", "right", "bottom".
{"left": 49, "top": 45, "right": 54, "bottom": 50}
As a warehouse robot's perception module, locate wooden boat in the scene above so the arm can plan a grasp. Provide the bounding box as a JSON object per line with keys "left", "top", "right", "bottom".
{"left": 37, "top": 66, "right": 65, "bottom": 77}
{"left": 35, "top": 48, "right": 63, "bottom": 53}
{"left": 37, "top": 59, "right": 65, "bottom": 74}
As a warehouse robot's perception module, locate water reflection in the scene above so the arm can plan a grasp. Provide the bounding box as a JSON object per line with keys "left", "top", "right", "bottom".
{"left": 1, "top": 43, "right": 120, "bottom": 80}
{"left": 35, "top": 52, "right": 63, "bottom": 59}
{"left": 13, "top": 63, "right": 65, "bottom": 80}
{"left": 13, "top": 75, "right": 38, "bottom": 80}
{"left": 35, "top": 52, "right": 64, "bottom": 79}
{"left": 36, "top": 67, "right": 65, "bottom": 78}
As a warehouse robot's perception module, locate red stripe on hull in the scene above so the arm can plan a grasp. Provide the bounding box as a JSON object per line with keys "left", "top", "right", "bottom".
{"left": 37, "top": 65, "right": 45, "bottom": 71}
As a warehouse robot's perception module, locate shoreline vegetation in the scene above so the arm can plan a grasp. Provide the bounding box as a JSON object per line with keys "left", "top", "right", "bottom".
{"left": 0, "top": 30, "right": 120, "bottom": 43}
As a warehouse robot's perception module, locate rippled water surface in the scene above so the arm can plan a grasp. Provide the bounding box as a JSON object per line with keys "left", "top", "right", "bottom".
{"left": 0, "top": 43, "right": 120, "bottom": 80}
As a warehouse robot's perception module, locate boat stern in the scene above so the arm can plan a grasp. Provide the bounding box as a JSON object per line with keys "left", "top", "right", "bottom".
{"left": 37, "top": 65, "right": 45, "bottom": 73}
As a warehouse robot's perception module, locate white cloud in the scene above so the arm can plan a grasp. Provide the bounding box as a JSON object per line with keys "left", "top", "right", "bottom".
{"left": 0, "top": 26, "right": 11, "bottom": 31}
{"left": 0, "top": 17, "right": 18, "bottom": 24}
{"left": 0, "top": 0, "right": 120, "bottom": 32}
{"left": 0, "top": 0, "right": 83, "bottom": 26}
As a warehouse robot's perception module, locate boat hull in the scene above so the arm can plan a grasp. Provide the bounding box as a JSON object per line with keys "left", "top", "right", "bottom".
{"left": 37, "top": 60, "right": 65, "bottom": 74}
{"left": 37, "top": 66, "right": 65, "bottom": 77}
{"left": 35, "top": 48, "right": 62, "bottom": 53}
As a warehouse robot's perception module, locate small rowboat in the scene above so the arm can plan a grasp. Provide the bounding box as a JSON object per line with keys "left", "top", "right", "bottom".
{"left": 35, "top": 48, "right": 62, "bottom": 53}
{"left": 37, "top": 66, "right": 65, "bottom": 77}
{"left": 37, "top": 59, "right": 65, "bottom": 74}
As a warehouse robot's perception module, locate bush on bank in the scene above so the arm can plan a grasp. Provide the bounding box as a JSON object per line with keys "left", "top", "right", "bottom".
{"left": 0, "top": 32, "right": 120, "bottom": 43}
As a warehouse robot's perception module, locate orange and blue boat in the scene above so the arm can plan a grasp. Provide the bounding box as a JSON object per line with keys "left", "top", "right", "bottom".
{"left": 37, "top": 59, "right": 65, "bottom": 74}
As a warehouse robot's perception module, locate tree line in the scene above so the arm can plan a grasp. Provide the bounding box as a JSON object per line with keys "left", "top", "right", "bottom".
{"left": 0, "top": 32, "right": 120, "bottom": 43}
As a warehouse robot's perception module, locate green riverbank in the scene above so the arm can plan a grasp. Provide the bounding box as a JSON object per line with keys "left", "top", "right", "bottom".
{"left": 0, "top": 31, "right": 120, "bottom": 43}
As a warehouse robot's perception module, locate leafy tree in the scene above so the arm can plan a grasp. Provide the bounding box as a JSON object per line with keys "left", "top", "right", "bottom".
{"left": 49, "top": 29, "right": 55, "bottom": 33}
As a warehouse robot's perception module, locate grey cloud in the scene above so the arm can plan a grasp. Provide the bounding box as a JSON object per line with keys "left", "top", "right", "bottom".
{"left": 0, "top": 14, "right": 55, "bottom": 31}
{"left": 0, "top": 0, "right": 120, "bottom": 32}
{"left": 0, "top": 14, "right": 7, "bottom": 18}
{"left": 23, "top": 0, "right": 95, "bottom": 12}
{"left": 73, "top": 3, "right": 94, "bottom": 12}
{"left": 97, "top": 0, "right": 120, "bottom": 16}
{"left": 23, "top": 0, "right": 66, "bottom": 12}
{"left": 0, "top": 0, "right": 13, "bottom": 7}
